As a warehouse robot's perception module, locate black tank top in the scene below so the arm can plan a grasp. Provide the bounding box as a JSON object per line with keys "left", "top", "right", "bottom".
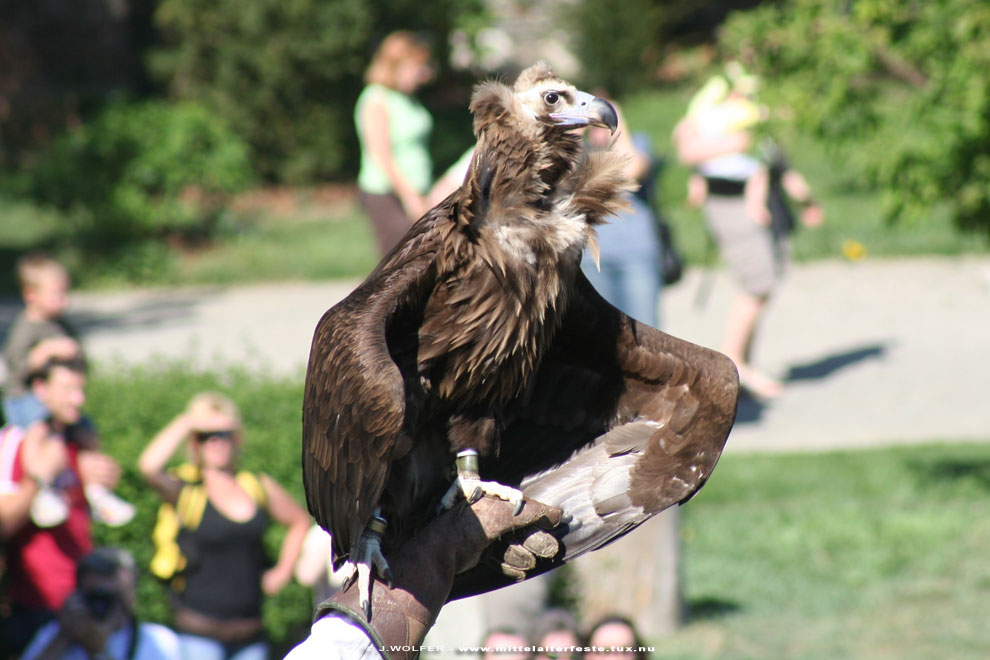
{"left": 176, "top": 498, "right": 270, "bottom": 619}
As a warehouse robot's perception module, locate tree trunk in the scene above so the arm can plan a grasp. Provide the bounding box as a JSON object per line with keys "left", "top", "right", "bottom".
{"left": 571, "top": 507, "right": 683, "bottom": 636}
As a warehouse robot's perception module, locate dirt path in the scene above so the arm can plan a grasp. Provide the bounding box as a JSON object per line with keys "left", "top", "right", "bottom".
{"left": 2, "top": 256, "right": 987, "bottom": 451}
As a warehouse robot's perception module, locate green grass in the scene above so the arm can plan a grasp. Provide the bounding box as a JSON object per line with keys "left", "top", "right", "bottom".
{"left": 663, "top": 444, "right": 990, "bottom": 659}
{"left": 80, "top": 363, "right": 990, "bottom": 659}
{"left": 0, "top": 192, "right": 380, "bottom": 294}
{"left": 175, "top": 206, "right": 378, "bottom": 285}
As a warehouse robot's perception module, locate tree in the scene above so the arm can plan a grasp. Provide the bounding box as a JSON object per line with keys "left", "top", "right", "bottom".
{"left": 719, "top": 0, "right": 990, "bottom": 234}
{"left": 564, "top": 0, "right": 765, "bottom": 94}
{"left": 149, "top": 0, "right": 373, "bottom": 183}
{"left": 150, "top": 0, "right": 485, "bottom": 183}
{"left": 28, "top": 99, "right": 252, "bottom": 247}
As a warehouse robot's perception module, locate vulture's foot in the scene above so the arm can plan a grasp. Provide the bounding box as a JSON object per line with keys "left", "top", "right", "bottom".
{"left": 340, "top": 512, "right": 393, "bottom": 620}
{"left": 440, "top": 449, "right": 525, "bottom": 514}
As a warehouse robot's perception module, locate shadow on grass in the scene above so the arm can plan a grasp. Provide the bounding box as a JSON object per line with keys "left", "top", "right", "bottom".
{"left": 785, "top": 343, "right": 888, "bottom": 382}
{"left": 687, "top": 596, "right": 742, "bottom": 621}
{"left": 911, "top": 458, "right": 990, "bottom": 492}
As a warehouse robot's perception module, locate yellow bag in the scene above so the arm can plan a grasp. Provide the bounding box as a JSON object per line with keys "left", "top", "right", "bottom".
{"left": 149, "top": 464, "right": 266, "bottom": 585}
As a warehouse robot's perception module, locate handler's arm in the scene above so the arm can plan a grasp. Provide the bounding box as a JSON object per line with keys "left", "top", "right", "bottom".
{"left": 285, "top": 496, "right": 561, "bottom": 660}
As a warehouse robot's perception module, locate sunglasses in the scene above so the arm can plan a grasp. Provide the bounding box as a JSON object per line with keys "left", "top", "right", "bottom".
{"left": 192, "top": 429, "right": 236, "bottom": 443}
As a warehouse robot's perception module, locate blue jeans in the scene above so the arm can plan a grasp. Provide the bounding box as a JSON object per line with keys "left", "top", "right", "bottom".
{"left": 178, "top": 633, "right": 269, "bottom": 660}
{"left": 2, "top": 393, "right": 49, "bottom": 428}
{"left": 582, "top": 254, "right": 663, "bottom": 329}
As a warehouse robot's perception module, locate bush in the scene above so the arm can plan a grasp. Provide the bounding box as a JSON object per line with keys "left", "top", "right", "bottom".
{"left": 86, "top": 363, "right": 312, "bottom": 653}
{"left": 29, "top": 100, "right": 253, "bottom": 245}
{"left": 564, "top": 0, "right": 765, "bottom": 94}
{"left": 150, "top": 0, "right": 486, "bottom": 183}
{"left": 563, "top": 0, "right": 669, "bottom": 94}
{"left": 720, "top": 0, "right": 990, "bottom": 234}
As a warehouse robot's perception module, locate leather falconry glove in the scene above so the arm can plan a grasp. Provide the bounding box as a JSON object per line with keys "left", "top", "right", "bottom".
{"left": 317, "top": 495, "right": 562, "bottom": 660}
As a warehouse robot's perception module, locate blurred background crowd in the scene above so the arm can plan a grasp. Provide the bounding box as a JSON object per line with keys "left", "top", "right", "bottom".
{"left": 1, "top": 1, "right": 988, "bottom": 659}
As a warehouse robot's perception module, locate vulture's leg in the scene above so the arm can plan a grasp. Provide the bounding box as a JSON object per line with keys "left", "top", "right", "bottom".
{"left": 338, "top": 510, "right": 393, "bottom": 619}
{"left": 440, "top": 449, "right": 524, "bottom": 514}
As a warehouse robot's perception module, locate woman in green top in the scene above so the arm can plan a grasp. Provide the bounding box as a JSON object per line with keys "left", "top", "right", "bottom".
{"left": 355, "top": 31, "right": 434, "bottom": 256}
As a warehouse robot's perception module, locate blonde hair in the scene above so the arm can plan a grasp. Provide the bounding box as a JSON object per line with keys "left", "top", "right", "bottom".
{"left": 186, "top": 391, "right": 243, "bottom": 432}
{"left": 17, "top": 252, "right": 68, "bottom": 293}
{"left": 365, "top": 31, "right": 431, "bottom": 89}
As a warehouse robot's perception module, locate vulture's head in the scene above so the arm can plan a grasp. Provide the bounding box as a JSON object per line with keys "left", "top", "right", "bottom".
{"left": 457, "top": 62, "right": 634, "bottom": 270}
{"left": 470, "top": 61, "right": 618, "bottom": 143}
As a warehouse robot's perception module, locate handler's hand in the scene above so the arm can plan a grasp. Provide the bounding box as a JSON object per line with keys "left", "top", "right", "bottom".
{"left": 448, "top": 496, "right": 563, "bottom": 576}
{"left": 316, "top": 496, "right": 562, "bottom": 660}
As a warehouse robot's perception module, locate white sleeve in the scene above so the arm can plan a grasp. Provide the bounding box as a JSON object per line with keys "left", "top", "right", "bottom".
{"left": 136, "top": 623, "right": 183, "bottom": 660}
{"left": 283, "top": 614, "right": 384, "bottom": 660}
{"left": 0, "top": 426, "right": 25, "bottom": 493}
{"left": 294, "top": 524, "right": 333, "bottom": 587}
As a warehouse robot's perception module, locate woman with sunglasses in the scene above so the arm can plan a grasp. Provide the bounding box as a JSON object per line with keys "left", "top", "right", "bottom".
{"left": 138, "top": 392, "right": 310, "bottom": 660}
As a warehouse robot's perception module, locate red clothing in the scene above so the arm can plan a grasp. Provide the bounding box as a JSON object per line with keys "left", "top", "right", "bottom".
{"left": 0, "top": 426, "right": 92, "bottom": 610}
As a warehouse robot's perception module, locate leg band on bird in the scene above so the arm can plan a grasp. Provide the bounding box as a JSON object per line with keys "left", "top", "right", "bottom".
{"left": 455, "top": 449, "right": 480, "bottom": 475}
{"left": 442, "top": 448, "right": 524, "bottom": 514}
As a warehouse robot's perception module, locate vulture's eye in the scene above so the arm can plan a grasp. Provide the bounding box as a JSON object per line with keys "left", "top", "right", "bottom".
{"left": 543, "top": 92, "right": 560, "bottom": 105}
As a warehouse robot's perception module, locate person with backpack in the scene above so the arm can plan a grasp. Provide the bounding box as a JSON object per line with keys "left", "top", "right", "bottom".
{"left": 138, "top": 392, "right": 310, "bottom": 660}
{"left": 673, "top": 63, "right": 824, "bottom": 400}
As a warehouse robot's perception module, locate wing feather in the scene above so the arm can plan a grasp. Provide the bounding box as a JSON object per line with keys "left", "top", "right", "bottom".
{"left": 302, "top": 204, "right": 445, "bottom": 565}
{"left": 449, "top": 271, "right": 738, "bottom": 599}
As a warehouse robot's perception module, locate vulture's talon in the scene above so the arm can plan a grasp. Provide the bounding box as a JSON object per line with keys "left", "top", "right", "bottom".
{"left": 338, "top": 560, "right": 357, "bottom": 590}
{"left": 357, "top": 560, "right": 372, "bottom": 620}
{"left": 371, "top": 550, "right": 393, "bottom": 588}
{"left": 351, "top": 514, "right": 390, "bottom": 619}
{"left": 441, "top": 473, "right": 524, "bottom": 512}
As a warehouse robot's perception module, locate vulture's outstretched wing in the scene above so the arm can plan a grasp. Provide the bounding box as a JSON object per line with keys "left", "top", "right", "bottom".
{"left": 449, "top": 272, "right": 738, "bottom": 599}
{"left": 302, "top": 204, "right": 446, "bottom": 565}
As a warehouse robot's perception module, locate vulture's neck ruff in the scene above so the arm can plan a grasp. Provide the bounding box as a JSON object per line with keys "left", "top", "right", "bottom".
{"left": 420, "top": 63, "right": 632, "bottom": 408}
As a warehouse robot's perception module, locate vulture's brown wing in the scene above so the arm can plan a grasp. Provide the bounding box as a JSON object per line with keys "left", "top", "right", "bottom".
{"left": 449, "top": 271, "right": 738, "bottom": 599}
{"left": 302, "top": 208, "right": 442, "bottom": 566}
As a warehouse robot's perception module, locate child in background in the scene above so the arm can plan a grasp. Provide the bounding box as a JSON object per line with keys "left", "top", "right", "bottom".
{"left": 2, "top": 254, "right": 80, "bottom": 427}
{"left": 1, "top": 253, "right": 134, "bottom": 526}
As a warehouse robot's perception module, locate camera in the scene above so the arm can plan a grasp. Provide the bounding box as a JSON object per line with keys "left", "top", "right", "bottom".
{"left": 83, "top": 587, "right": 117, "bottom": 621}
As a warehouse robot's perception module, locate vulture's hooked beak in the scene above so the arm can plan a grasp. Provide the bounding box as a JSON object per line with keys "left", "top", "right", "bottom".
{"left": 550, "top": 91, "right": 619, "bottom": 134}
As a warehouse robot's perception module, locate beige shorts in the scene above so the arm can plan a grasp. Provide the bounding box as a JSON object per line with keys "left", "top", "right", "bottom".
{"left": 704, "top": 196, "right": 782, "bottom": 297}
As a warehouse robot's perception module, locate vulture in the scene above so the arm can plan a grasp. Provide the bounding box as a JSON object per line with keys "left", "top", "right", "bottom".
{"left": 303, "top": 62, "right": 738, "bottom": 613}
